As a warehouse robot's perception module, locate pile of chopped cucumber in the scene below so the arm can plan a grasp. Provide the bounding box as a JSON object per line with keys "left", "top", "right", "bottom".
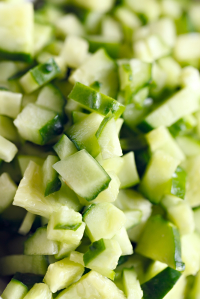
{"left": 1, "top": 0, "right": 200, "bottom": 298}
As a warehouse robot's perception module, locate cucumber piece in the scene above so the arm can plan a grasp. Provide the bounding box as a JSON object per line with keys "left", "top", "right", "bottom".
{"left": 161, "top": 194, "right": 195, "bottom": 235}
{"left": 43, "top": 155, "right": 61, "bottom": 197}
{"left": 145, "top": 126, "right": 185, "bottom": 162}
{"left": 83, "top": 238, "right": 121, "bottom": 279}
{"left": 176, "top": 135, "right": 200, "bottom": 157}
{"left": 20, "top": 58, "right": 60, "bottom": 94}
{"left": 96, "top": 112, "right": 122, "bottom": 159}
{"left": 69, "top": 82, "right": 125, "bottom": 119}
{"left": 14, "top": 103, "right": 63, "bottom": 145}
{"left": 189, "top": 269, "right": 200, "bottom": 299}
{"left": 69, "top": 48, "right": 119, "bottom": 99}
{"left": 36, "top": 84, "right": 66, "bottom": 122}
{"left": 112, "top": 227, "right": 133, "bottom": 256}
{"left": 183, "top": 155, "right": 200, "bottom": 207}
{"left": 136, "top": 215, "right": 184, "bottom": 271}
{"left": 18, "top": 212, "right": 36, "bottom": 236}
{"left": 47, "top": 207, "right": 85, "bottom": 245}
{"left": 138, "top": 88, "right": 199, "bottom": 131}
{"left": 117, "top": 152, "right": 140, "bottom": 188}
{"left": 139, "top": 150, "right": 179, "bottom": 204}
{"left": 174, "top": 33, "right": 200, "bottom": 64}
{"left": 0, "top": 255, "right": 48, "bottom": 276}
{"left": 0, "top": 136, "right": 18, "bottom": 163}
{"left": 0, "top": 90, "right": 22, "bottom": 119}
{"left": 141, "top": 267, "right": 181, "bottom": 299}
{"left": 1, "top": 279, "right": 28, "bottom": 299}
{"left": 60, "top": 36, "right": 89, "bottom": 68}
{"left": 181, "top": 232, "right": 200, "bottom": 276}
{"left": 53, "top": 149, "right": 111, "bottom": 201}
{"left": 67, "top": 112, "right": 103, "bottom": 158}
{"left": 0, "top": 3, "right": 34, "bottom": 63}
{"left": 0, "top": 173, "right": 17, "bottom": 213}
{"left": 83, "top": 202, "right": 125, "bottom": 242}
{"left": 33, "top": 22, "right": 53, "bottom": 56}
{"left": 115, "top": 189, "right": 152, "bottom": 242}
{"left": 55, "top": 270, "right": 126, "bottom": 299}
{"left": 169, "top": 115, "right": 197, "bottom": 137}
{"left": 24, "top": 226, "right": 58, "bottom": 256}
{"left": 122, "top": 268, "right": 143, "bottom": 299}
{"left": 43, "top": 257, "right": 84, "bottom": 293}
{"left": 118, "top": 59, "right": 152, "bottom": 104}
{"left": 53, "top": 134, "right": 78, "bottom": 160}
{"left": 0, "top": 115, "right": 19, "bottom": 144}
{"left": 23, "top": 283, "right": 52, "bottom": 299}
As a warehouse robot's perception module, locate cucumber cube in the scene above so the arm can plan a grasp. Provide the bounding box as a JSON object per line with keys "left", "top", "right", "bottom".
{"left": 83, "top": 202, "right": 126, "bottom": 242}
{"left": 44, "top": 257, "right": 84, "bottom": 293}
{"left": 53, "top": 149, "right": 111, "bottom": 201}
{"left": 47, "top": 207, "right": 85, "bottom": 244}
{"left": 136, "top": 215, "right": 184, "bottom": 271}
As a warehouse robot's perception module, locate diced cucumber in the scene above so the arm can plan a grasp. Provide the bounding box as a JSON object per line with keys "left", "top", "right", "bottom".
{"left": 47, "top": 207, "right": 85, "bottom": 245}
{"left": 53, "top": 149, "right": 111, "bottom": 201}
{"left": 24, "top": 226, "right": 58, "bottom": 256}
{"left": 0, "top": 90, "right": 22, "bottom": 119}
{"left": 44, "top": 257, "right": 84, "bottom": 293}
{"left": 1, "top": 279, "right": 28, "bottom": 299}
{"left": 0, "top": 135, "right": 18, "bottom": 163}
{"left": 141, "top": 267, "right": 181, "bottom": 299}
{"left": 55, "top": 242, "right": 80, "bottom": 260}
{"left": 101, "top": 156, "right": 123, "bottom": 175}
{"left": 55, "top": 270, "right": 126, "bottom": 299}
{"left": 124, "top": 210, "right": 142, "bottom": 230}
{"left": 23, "top": 283, "right": 52, "bottom": 299}
{"left": 86, "top": 35, "right": 120, "bottom": 59}
{"left": 36, "top": 84, "right": 66, "bottom": 122}
{"left": 14, "top": 103, "right": 63, "bottom": 145}
{"left": 83, "top": 202, "right": 125, "bottom": 242}
{"left": 53, "top": 134, "right": 78, "bottom": 160}
{"left": 0, "top": 173, "right": 17, "bottom": 213}
{"left": 69, "top": 82, "right": 125, "bottom": 119}
{"left": 181, "top": 232, "right": 200, "bottom": 276}
{"left": 112, "top": 227, "right": 133, "bottom": 256}
{"left": 145, "top": 126, "right": 185, "bottom": 162}
{"left": 182, "top": 155, "right": 200, "bottom": 207}
{"left": 115, "top": 189, "right": 152, "bottom": 242}
{"left": 118, "top": 59, "right": 152, "bottom": 104}
{"left": 0, "top": 115, "right": 19, "bottom": 144}
{"left": 13, "top": 161, "right": 75, "bottom": 218}
{"left": 0, "top": 255, "right": 48, "bottom": 276}
{"left": 117, "top": 152, "right": 140, "bottom": 188}
{"left": 139, "top": 150, "right": 179, "bottom": 204}
{"left": 67, "top": 112, "right": 103, "bottom": 158}
{"left": 33, "top": 22, "right": 53, "bottom": 56}
{"left": 96, "top": 112, "right": 122, "bottom": 159}
{"left": 123, "top": 268, "right": 143, "bottom": 299}
{"left": 176, "top": 135, "right": 200, "bottom": 157}
{"left": 138, "top": 88, "right": 199, "bottom": 131}
{"left": 55, "top": 14, "right": 85, "bottom": 38}
{"left": 60, "top": 36, "right": 89, "bottom": 68}
{"left": 42, "top": 155, "right": 61, "bottom": 197}
{"left": 0, "top": 3, "right": 34, "bottom": 63}
{"left": 136, "top": 215, "right": 184, "bottom": 271}
{"left": 174, "top": 33, "right": 200, "bottom": 64}
{"left": 161, "top": 195, "right": 195, "bottom": 235}
{"left": 20, "top": 58, "right": 60, "bottom": 94}
{"left": 69, "top": 48, "right": 119, "bottom": 98}
{"left": 83, "top": 238, "right": 121, "bottom": 279}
